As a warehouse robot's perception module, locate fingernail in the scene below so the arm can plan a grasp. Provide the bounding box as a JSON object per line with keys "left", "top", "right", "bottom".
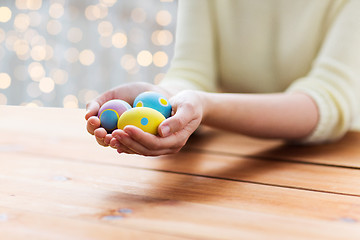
{"left": 161, "top": 125, "right": 170, "bottom": 137}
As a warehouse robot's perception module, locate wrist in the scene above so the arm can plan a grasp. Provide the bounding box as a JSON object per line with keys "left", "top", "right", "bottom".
{"left": 195, "top": 90, "right": 210, "bottom": 124}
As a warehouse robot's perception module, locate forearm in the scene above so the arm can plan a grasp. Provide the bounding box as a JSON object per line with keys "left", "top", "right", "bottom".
{"left": 200, "top": 92, "right": 319, "bottom": 140}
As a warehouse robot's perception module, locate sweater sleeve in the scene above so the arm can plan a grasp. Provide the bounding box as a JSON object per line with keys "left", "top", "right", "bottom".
{"left": 286, "top": 0, "right": 360, "bottom": 144}
{"left": 158, "top": 0, "right": 218, "bottom": 92}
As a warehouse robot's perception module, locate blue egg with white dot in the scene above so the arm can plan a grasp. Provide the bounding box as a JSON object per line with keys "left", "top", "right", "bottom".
{"left": 133, "top": 91, "right": 172, "bottom": 118}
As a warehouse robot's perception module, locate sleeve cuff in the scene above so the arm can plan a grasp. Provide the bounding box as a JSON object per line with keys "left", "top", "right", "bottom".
{"left": 286, "top": 84, "right": 340, "bottom": 144}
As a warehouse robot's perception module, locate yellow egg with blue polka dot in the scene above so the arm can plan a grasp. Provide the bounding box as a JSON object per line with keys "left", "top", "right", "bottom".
{"left": 133, "top": 91, "right": 172, "bottom": 118}
{"left": 117, "top": 107, "right": 165, "bottom": 135}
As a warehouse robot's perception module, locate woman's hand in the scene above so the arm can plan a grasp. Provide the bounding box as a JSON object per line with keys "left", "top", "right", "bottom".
{"left": 109, "top": 90, "right": 205, "bottom": 156}
{"left": 85, "top": 82, "right": 171, "bottom": 148}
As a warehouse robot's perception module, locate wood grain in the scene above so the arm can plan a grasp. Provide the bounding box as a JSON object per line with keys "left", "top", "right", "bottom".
{"left": 2, "top": 129, "right": 360, "bottom": 197}
{"left": 1, "top": 105, "right": 360, "bottom": 239}
{"left": 186, "top": 127, "right": 360, "bottom": 168}
{"left": 1, "top": 154, "right": 360, "bottom": 240}
{"left": 1, "top": 153, "right": 360, "bottom": 220}
{"left": 0, "top": 206, "right": 188, "bottom": 240}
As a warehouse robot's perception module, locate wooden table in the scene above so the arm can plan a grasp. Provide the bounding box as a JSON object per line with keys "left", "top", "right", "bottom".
{"left": 1, "top": 105, "right": 360, "bottom": 239}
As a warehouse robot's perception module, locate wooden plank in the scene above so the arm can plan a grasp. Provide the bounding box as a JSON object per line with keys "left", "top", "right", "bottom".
{"left": 187, "top": 127, "right": 360, "bottom": 168}
{"left": 1, "top": 204, "right": 360, "bottom": 240}
{"left": 0, "top": 207, "right": 188, "bottom": 240}
{"left": 0, "top": 106, "right": 87, "bottom": 138}
{"left": 1, "top": 156, "right": 360, "bottom": 239}
{"left": 2, "top": 130, "right": 360, "bottom": 197}
{"left": 2, "top": 106, "right": 360, "bottom": 239}
{"left": 1, "top": 154, "right": 360, "bottom": 223}
{"left": 1, "top": 105, "right": 360, "bottom": 168}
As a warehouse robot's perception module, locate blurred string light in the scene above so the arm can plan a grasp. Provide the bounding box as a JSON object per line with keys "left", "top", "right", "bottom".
{"left": 14, "top": 13, "right": 30, "bottom": 31}
{"left": 63, "top": 94, "right": 78, "bottom": 108}
{"left": 98, "top": 21, "right": 113, "bottom": 36}
{"left": 153, "top": 51, "right": 168, "bottom": 67}
{"left": 79, "top": 49, "right": 95, "bottom": 66}
{"left": 156, "top": 10, "right": 172, "bottom": 26}
{"left": 0, "top": 0, "right": 177, "bottom": 108}
{"left": 0, "top": 7, "right": 12, "bottom": 23}
{"left": 0, "top": 73, "right": 11, "bottom": 89}
{"left": 28, "top": 62, "right": 45, "bottom": 81}
{"left": 49, "top": 3, "right": 64, "bottom": 19}
{"left": 15, "top": 0, "right": 42, "bottom": 10}
{"left": 152, "top": 30, "right": 173, "bottom": 46}
{"left": 112, "top": 32, "right": 127, "bottom": 48}
{"left": 137, "top": 50, "right": 153, "bottom": 67}
{"left": 39, "top": 77, "right": 55, "bottom": 93}
{"left": 85, "top": 4, "right": 108, "bottom": 21}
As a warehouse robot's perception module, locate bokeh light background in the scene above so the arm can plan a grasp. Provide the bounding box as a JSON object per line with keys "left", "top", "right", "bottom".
{"left": 0, "top": 0, "right": 177, "bottom": 108}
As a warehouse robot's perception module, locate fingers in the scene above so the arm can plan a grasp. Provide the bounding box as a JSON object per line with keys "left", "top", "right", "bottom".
{"left": 85, "top": 82, "right": 173, "bottom": 153}
{"left": 112, "top": 129, "right": 146, "bottom": 154}
{"left": 85, "top": 101, "right": 100, "bottom": 120}
{"left": 108, "top": 90, "right": 204, "bottom": 156}
{"left": 87, "top": 116, "right": 101, "bottom": 135}
{"left": 85, "top": 86, "right": 204, "bottom": 156}
{"left": 104, "top": 134, "right": 113, "bottom": 145}
{"left": 111, "top": 129, "right": 150, "bottom": 155}
{"left": 85, "top": 89, "right": 117, "bottom": 120}
{"left": 94, "top": 128, "right": 109, "bottom": 147}
{"left": 109, "top": 137, "right": 138, "bottom": 154}
{"left": 112, "top": 127, "right": 183, "bottom": 156}
{"left": 129, "top": 126, "right": 185, "bottom": 149}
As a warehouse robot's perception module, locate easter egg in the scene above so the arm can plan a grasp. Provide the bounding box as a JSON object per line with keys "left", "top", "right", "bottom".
{"left": 133, "top": 91, "right": 172, "bottom": 118}
{"left": 98, "top": 99, "right": 132, "bottom": 132}
{"left": 117, "top": 107, "right": 165, "bottom": 135}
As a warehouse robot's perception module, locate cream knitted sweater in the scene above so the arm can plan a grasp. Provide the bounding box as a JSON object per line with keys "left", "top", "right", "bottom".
{"left": 160, "top": 0, "right": 360, "bottom": 143}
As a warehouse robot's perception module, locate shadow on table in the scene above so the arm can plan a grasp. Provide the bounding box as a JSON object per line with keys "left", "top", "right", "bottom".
{"left": 252, "top": 131, "right": 360, "bottom": 167}
{"left": 106, "top": 131, "right": 360, "bottom": 207}
{"left": 139, "top": 131, "right": 360, "bottom": 203}
{"left": 124, "top": 150, "right": 289, "bottom": 204}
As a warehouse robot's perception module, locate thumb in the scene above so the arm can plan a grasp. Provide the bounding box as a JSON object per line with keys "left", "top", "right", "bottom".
{"left": 158, "top": 103, "right": 196, "bottom": 137}
{"left": 85, "top": 90, "right": 117, "bottom": 120}
{"left": 85, "top": 101, "right": 100, "bottom": 120}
